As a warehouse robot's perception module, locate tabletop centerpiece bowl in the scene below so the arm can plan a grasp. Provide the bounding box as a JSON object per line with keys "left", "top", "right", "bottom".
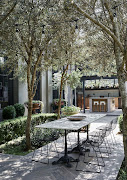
{"left": 67, "top": 116, "right": 85, "bottom": 121}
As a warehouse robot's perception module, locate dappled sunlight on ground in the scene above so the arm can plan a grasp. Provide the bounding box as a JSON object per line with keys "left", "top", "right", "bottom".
{"left": 0, "top": 111, "right": 124, "bottom": 180}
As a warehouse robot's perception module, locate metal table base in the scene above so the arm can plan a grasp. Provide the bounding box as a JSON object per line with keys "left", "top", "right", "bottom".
{"left": 52, "top": 130, "right": 79, "bottom": 167}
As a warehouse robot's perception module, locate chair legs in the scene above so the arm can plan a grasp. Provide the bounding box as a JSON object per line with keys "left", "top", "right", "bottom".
{"left": 75, "top": 143, "right": 104, "bottom": 173}
{"left": 32, "top": 141, "right": 59, "bottom": 164}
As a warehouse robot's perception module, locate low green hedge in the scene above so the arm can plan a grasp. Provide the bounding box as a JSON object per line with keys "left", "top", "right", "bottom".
{"left": 118, "top": 114, "right": 123, "bottom": 133}
{"left": 2, "top": 105, "right": 16, "bottom": 119}
{"left": 14, "top": 103, "right": 25, "bottom": 117}
{"left": 0, "top": 113, "right": 57, "bottom": 145}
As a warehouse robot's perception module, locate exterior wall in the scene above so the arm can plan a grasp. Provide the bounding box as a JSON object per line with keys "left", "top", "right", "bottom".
{"left": 47, "top": 70, "right": 53, "bottom": 113}
{"left": 40, "top": 72, "right": 46, "bottom": 113}
{"left": 18, "top": 81, "right": 28, "bottom": 104}
{"left": 18, "top": 80, "right": 28, "bottom": 116}
{"left": 40, "top": 70, "right": 52, "bottom": 113}
{"left": 108, "top": 98, "right": 115, "bottom": 112}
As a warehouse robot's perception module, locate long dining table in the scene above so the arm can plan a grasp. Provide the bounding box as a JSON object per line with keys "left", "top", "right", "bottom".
{"left": 36, "top": 113, "right": 106, "bottom": 167}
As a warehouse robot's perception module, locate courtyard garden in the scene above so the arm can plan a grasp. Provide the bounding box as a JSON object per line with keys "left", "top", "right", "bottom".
{"left": 1, "top": 0, "right": 127, "bottom": 179}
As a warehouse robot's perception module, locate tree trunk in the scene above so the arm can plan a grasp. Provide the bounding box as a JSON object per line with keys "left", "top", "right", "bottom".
{"left": 57, "top": 77, "right": 64, "bottom": 119}
{"left": 113, "top": 19, "right": 127, "bottom": 169}
{"left": 26, "top": 97, "right": 32, "bottom": 150}
{"left": 118, "top": 77, "right": 127, "bottom": 170}
{"left": 118, "top": 74, "right": 127, "bottom": 170}
{"left": 57, "top": 65, "right": 69, "bottom": 119}
{"left": 114, "top": 44, "right": 127, "bottom": 169}
{"left": 26, "top": 60, "right": 33, "bottom": 150}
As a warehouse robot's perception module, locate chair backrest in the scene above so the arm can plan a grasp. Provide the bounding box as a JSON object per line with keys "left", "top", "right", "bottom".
{"left": 111, "top": 118, "right": 117, "bottom": 131}
{"left": 104, "top": 120, "right": 113, "bottom": 136}
{"left": 91, "top": 128, "right": 106, "bottom": 147}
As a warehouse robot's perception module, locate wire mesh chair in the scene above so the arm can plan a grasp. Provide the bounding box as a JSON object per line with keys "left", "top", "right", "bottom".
{"left": 75, "top": 128, "right": 107, "bottom": 173}
{"left": 96, "top": 120, "right": 114, "bottom": 153}
{"left": 97, "top": 118, "right": 118, "bottom": 150}
{"left": 110, "top": 118, "right": 118, "bottom": 146}
{"left": 32, "top": 130, "right": 60, "bottom": 164}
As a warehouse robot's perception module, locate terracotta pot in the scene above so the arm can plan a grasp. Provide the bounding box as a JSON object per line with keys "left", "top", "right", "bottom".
{"left": 33, "top": 103, "right": 40, "bottom": 109}
{"left": 32, "top": 103, "right": 40, "bottom": 114}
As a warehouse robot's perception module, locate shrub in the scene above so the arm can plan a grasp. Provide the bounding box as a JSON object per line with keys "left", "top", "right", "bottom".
{"left": 118, "top": 114, "right": 123, "bottom": 133}
{"left": 2, "top": 105, "right": 16, "bottom": 120}
{"left": 0, "top": 113, "right": 57, "bottom": 145}
{"left": 31, "top": 128, "right": 64, "bottom": 148}
{"left": 117, "top": 158, "right": 127, "bottom": 180}
{"left": 14, "top": 103, "right": 25, "bottom": 117}
{"left": 52, "top": 99, "right": 66, "bottom": 107}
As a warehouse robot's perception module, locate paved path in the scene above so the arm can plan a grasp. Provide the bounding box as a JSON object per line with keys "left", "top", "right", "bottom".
{"left": 0, "top": 110, "right": 124, "bottom": 180}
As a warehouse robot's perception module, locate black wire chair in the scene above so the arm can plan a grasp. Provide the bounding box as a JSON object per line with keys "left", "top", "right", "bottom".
{"left": 110, "top": 118, "right": 118, "bottom": 146}
{"left": 97, "top": 118, "right": 118, "bottom": 151}
{"left": 32, "top": 130, "right": 60, "bottom": 164}
{"left": 75, "top": 128, "right": 107, "bottom": 173}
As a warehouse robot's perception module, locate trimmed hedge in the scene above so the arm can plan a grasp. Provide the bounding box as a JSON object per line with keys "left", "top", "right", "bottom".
{"left": 118, "top": 114, "right": 123, "bottom": 133}
{"left": 2, "top": 105, "right": 16, "bottom": 119}
{"left": 14, "top": 103, "right": 25, "bottom": 117}
{"left": 0, "top": 113, "right": 57, "bottom": 145}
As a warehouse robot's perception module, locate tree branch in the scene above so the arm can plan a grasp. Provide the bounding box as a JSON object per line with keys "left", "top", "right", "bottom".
{"left": 71, "top": 1, "right": 124, "bottom": 53}
{"left": 0, "top": 1, "right": 17, "bottom": 25}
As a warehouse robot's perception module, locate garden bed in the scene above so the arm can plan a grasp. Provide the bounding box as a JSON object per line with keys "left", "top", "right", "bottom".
{"left": 0, "top": 113, "right": 66, "bottom": 156}
{"left": 0, "top": 113, "right": 57, "bottom": 145}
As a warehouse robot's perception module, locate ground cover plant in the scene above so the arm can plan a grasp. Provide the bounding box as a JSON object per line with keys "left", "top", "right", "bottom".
{"left": 117, "top": 158, "right": 127, "bottom": 180}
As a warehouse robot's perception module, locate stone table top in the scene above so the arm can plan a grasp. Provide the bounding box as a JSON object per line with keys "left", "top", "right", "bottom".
{"left": 36, "top": 113, "right": 106, "bottom": 131}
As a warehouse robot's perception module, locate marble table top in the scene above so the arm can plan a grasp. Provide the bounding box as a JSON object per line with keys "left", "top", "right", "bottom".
{"left": 36, "top": 113, "right": 106, "bottom": 131}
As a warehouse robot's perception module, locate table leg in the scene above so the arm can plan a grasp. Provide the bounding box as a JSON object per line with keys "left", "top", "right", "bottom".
{"left": 81, "top": 125, "right": 91, "bottom": 153}
{"left": 68, "top": 130, "right": 84, "bottom": 155}
{"left": 68, "top": 125, "right": 90, "bottom": 154}
{"left": 52, "top": 130, "right": 79, "bottom": 167}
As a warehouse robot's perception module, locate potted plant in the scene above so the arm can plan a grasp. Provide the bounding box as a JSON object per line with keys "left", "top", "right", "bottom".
{"left": 61, "top": 105, "right": 80, "bottom": 116}
{"left": 51, "top": 99, "right": 66, "bottom": 112}
{"left": 24, "top": 100, "right": 44, "bottom": 114}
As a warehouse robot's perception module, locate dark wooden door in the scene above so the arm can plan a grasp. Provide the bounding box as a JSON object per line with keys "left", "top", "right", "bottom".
{"left": 92, "top": 99, "right": 107, "bottom": 112}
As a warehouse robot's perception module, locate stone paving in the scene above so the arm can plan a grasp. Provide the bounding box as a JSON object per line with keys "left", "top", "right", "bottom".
{"left": 0, "top": 110, "right": 124, "bottom": 180}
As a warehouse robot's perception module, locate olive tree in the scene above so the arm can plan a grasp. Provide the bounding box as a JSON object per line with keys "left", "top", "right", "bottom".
{"left": 0, "top": 0, "right": 17, "bottom": 25}
{"left": 47, "top": 18, "right": 77, "bottom": 119}
{"left": 1, "top": 0, "right": 68, "bottom": 150}
{"left": 70, "top": 0, "right": 127, "bottom": 168}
